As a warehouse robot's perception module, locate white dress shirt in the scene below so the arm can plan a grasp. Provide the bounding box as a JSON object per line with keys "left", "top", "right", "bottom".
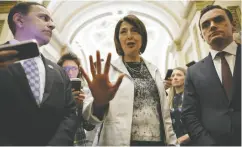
{"left": 9, "top": 39, "right": 46, "bottom": 104}
{"left": 209, "top": 41, "right": 237, "bottom": 83}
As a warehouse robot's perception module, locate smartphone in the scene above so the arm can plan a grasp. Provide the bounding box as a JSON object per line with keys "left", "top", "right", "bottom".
{"left": 165, "top": 69, "right": 173, "bottom": 80}
{"left": 71, "top": 78, "right": 82, "bottom": 91}
{"left": 0, "top": 40, "right": 40, "bottom": 62}
{"left": 186, "top": 61, "right": 196, "bottom": 67}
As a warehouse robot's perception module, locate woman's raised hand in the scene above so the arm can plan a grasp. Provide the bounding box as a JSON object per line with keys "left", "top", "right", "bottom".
{"left": 80, "top": 51, "right": 124, "bottom": 107}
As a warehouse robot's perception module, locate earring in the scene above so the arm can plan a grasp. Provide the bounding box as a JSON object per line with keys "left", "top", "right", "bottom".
{"left": 18, "top": 23, "right": 22, "bottom": 28}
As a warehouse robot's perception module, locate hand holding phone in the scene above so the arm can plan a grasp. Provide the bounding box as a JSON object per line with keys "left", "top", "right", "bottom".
{"left": 71, "top": 78, "right": 82, "bottom": 91}
{"left": 0, "top": 40, "right": 40, "bottom": 62}
{"left": 164, "top": 79, "right": 172, "bottom": 90}
{"left": 165, "top": 69, "right": 173, "bottom": 80}
{"left": 71, "top": 78, "right": 85, "bottom": 107}
{"left": 0, "top": 50, "right": 18, "bottom": 68}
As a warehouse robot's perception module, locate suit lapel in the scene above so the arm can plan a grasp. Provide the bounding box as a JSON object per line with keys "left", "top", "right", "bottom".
{"left": 8, "top": 63, "right": 38, "bottom": 106}
{"left": 3, "top": 41, "right": 38, "bottom": 106}
{"left": 230, "top": 44, "right": 241, "bottom": 105}
{"left": 41, "top": 56, "right": 54, "bottom": 104}
{"left": 203, "top": 54, "right": 229, "bottom": 105}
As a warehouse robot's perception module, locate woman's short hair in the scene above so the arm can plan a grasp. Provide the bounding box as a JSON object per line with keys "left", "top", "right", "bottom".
{"left": 114, "top": 14, "right": 147, "bottom": 56}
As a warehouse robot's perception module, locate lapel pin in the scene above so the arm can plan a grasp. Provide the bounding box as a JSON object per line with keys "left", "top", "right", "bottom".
{"left": 48, "top": 65, "right": 53, "bottom": 69}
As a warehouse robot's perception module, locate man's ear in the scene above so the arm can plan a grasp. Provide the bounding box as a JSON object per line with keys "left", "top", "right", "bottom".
{"left": 13, "top": 13, "right": 24, "bottom": 28}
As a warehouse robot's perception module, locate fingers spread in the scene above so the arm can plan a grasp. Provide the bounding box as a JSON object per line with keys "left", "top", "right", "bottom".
{"left": 96, "top": 50, "right": 102, "bottom": 74}
{"left": 89, "top": 55, "right": 96, "bottom": 78}
{"left": 113, "top": 73, "right": 125, "bottom": 90}
{"left": 104, "top": 53, "right": 111, "bottom": 75}
{"left": 80, "top": 66, "right": 91, "bottom": 85}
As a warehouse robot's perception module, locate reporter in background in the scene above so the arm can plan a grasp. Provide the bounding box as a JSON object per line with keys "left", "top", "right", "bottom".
{"left": 57, "top": 52, "right": 95, "bottom": 146}
{"left": 167, "top": 67, "right": 192, "bottom": 145}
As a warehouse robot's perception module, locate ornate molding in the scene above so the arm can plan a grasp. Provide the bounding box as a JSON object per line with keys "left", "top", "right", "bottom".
{"left": 43, "top": 1, "right": 50, "bottom": 7}
{"left": 173, "top": 39, "right": 181, "bottom": 51}
{"left": 193, "top": 24, "right": 201, "bottom": 60}
{"left": 0, "top": 20, "right": 4, "bottom": 35}
{"left": 194, "top": 1, "right": 215, "bottom": 11}
{"left": 227, "top": 6, "right": 241, "bottom": 32}
{"left": 0, "top": 2, "right": 18, "bottom": 14}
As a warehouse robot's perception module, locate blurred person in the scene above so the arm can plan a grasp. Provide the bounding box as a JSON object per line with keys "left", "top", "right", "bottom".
{"left": 0, "top": 2, "right": 77, "bottom": 145}
{"left": 167, "top": 67, "right": 192, "bottom": 145}
{"left": 181, "top": 5, "right": 241, "bottom": 145}
{"left": 81, "top": 14, "right": 177, "bottom": 146}
{"left": 57, "top": 52, "right": 95, "bottom": 146}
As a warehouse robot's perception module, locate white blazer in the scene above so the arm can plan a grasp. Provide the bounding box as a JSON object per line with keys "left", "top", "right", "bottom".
{"left": 83, "top": 56, "right": 177, "bottom": 146}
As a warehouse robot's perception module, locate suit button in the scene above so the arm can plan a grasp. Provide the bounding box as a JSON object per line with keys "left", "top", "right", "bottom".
{"left": 229, "top": 108, "right": 234, "bottom": 112}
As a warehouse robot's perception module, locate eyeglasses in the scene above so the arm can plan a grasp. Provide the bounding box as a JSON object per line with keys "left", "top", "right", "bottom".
{"left": 63, "top": 66, "right": 78, "bottom": 72}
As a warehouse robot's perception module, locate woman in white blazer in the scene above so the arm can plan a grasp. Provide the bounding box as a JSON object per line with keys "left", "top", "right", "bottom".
{"left": 81, "top": 15, "right": 177, "bottom": 146}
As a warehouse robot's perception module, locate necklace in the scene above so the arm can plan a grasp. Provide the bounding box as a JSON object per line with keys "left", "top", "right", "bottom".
{"left": 124, "top": 60, "right": 144, "bottom": 75}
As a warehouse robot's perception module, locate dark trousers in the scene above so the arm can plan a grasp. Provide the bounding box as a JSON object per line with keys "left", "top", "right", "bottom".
{"left": 130, "top": 141, "right": 165, "bottom": 146}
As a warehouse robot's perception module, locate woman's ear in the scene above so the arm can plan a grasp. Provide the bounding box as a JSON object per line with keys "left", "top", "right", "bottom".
{"left": 13, "top": 13, "right": 24, "bottom": 28}
{"left": 200, "top": 32, "right": 205, "bottom": 41}
{"left": 231, "top": 21, "right": 237, "bottom": 33}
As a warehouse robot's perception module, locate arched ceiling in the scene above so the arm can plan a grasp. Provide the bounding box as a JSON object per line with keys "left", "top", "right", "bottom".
{"left": 43, "top": 0, "right": 193, "bottom": 76}
{"left": 48, "top": 0, "right": 191, "bottom": 42}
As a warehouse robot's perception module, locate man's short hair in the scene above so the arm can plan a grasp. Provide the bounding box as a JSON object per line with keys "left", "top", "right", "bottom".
{"left": 198, "top": 5, "right": 233, "bottom": 31}
{"left": 8, "top": 2, "right": 44, "bottom": 35}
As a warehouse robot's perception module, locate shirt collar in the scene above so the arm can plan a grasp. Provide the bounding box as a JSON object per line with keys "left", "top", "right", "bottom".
{"left": 9, "top": 39, "right": 20, "bottom": 45}
{"left": 209, "top": 41, "right": 238, "bottom": 59}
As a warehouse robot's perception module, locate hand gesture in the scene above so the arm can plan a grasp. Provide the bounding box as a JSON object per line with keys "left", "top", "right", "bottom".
{"left": 0, "top": 50, "right": 18, "bottom": 68}
{"left": 80, "top": 51, "right": 124, "bottom": 107}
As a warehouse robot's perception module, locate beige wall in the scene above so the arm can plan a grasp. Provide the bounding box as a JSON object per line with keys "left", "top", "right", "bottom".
{"left": 170, "top": 1, "right": 241, "bottom": 69}
{"left": 0, "top": 1, "right": 241, "bottom": 68}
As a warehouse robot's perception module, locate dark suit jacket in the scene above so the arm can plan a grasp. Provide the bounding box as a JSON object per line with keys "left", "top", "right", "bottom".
{"left": 0, "top": 45, "right": 78, "bottom": 145}
{"left": 181, "top": 44, "right": 241, "bottom": 146}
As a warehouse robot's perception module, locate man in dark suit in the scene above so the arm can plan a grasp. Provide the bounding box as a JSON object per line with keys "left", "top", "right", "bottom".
{"left": 181, "top": 5, "right": 241, "bottom": 146}
{"left": 0, "top": 2, "right": 77, "bottom": 145}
